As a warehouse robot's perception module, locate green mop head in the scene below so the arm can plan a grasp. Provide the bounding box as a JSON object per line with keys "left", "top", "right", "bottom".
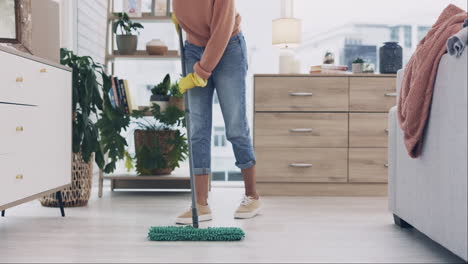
{"left": 148, "top": 226, "right": 245, "bottom": 241}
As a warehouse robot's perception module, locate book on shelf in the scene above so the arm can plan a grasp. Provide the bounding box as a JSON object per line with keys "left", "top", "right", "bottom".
{"left": 107, "top": 76, "right": 133, "bottom": 115}
{"left": 119, "top": 79, "right": 130, "bottom": 115}
{"left": 110, "top": 77, "right": 120, "bottom": 107}
{"left": 123, "top": 79, "right": 134, "bottom": 114}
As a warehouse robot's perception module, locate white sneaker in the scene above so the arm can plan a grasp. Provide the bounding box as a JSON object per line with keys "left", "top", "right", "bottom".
{"left": 234, "top": 195, "right": 262, "bottom": 219}
{"left": 175, "top": 204, "right": 212, "bottom": 225}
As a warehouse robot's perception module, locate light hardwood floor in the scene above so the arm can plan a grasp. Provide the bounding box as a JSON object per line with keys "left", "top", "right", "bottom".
{"left": 0, "top": 184, "right": 464, "bottom": 263}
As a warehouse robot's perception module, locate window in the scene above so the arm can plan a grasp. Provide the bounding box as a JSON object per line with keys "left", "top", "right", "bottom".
{"left": 213, "top": 127, "right": 226, "bottom": 147}
{"left": 403, "top": 26, "right": 412, "bottom": 48}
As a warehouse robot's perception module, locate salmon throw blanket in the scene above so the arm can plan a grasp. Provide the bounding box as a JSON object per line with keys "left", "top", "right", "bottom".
{"left": 398, "top": 4, "right": 467, "bottom": 158}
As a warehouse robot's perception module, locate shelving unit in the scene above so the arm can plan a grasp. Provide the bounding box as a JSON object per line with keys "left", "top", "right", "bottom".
{"left": 99, "top": 0, "right": 188, "bottom": 198}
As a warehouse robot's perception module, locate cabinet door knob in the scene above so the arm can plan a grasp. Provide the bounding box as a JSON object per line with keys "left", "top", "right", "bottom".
{"left": 16, "top": 174, "right": 24, "bottom": 180}
{"left": 16, "top": 77, "right": 24, "bottom": 82}
{"left": 16, "top": 126, "right": 24, "bottom": 132}
{"left": 384, "top": 164, "right": 389, "bottom": 168}
{"left": 384, "top": 128, "right": 389, "bottom": 134}
{"left": 40, "top": 68, "right": 47, "bottom": 73}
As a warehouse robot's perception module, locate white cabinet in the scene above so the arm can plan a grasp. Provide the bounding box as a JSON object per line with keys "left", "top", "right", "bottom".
{"left": 0, "top": 47, "right": 72, "bottom": 210}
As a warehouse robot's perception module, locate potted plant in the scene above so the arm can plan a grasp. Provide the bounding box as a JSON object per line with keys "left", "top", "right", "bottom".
{"left": 352, "top": 58, "right": 365, "bottom": 73}
{"left": 40, "top": 49, "right": 130, "bottom": 207}
{"left": 113, "top": 12, "right": 144, "bottom": 55}
{"left": 150, "top": 73, "right": 171, "bottom": 111}
{"left": 131, "top": 104, "right": 188, "bottom": 175}
{"left": 169, "top": 81, "right": 184, "bottom": 111}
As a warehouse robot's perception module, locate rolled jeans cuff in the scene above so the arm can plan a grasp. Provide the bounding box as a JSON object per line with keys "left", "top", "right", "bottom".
{"left": 193, "top": 168, "right": 211, "bottom": 175}
{"left": 236, "top": 160, "right": 256, "bottom": 170}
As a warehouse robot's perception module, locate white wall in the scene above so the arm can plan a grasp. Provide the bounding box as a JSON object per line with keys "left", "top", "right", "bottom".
{"left": 76, "top": 0, "right": 108, "bottom": 64}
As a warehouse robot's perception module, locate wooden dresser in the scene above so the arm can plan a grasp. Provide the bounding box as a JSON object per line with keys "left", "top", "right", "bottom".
{"left": 0, "top": 46, "right": 72, "bottom": 215}
{"left": 254, "top": 74, "right": 396, "bottom": 196}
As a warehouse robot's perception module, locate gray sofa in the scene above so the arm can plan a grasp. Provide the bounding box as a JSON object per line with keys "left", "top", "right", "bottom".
{"left": 388, "top": 50, "right": 467, "bottom": 261}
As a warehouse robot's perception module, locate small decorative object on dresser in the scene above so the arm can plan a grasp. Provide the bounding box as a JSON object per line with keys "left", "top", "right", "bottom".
{"left": 323, "top": 51, "right": 335, "bottom": 64}
{"left": 0, "top": 46, "right": 72, "bottom": 216}
{"left": 146, "top": 39, "right": 168, "bottom": 55}
{"left": 254, "top": 73, "right": 397, "bottom": 196}
{"left": 380, "top": 42, "right": 403, "bottom": 74}
{"left": 113, "top": 12, "right": 144, "bottom": 55}
{"left": 352, "top": 57, "right": 365, "bottom": 73}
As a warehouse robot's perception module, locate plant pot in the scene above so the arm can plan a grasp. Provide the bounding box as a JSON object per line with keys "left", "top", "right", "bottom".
{"left": 150, "top": 94, "right": 170, "bottom": 112}
{"left": 134, "top": 130, "right": 176, "bottom": 175}
{"left": 116, "top": 35, "right": 138, "bottom": 55}
{"left": 40, "top": 152, "right": 94, "bottom": 207}
{"left": 169, "top": 97, "right": 185, "bottom": 111}
{"left": 352, "top": 63, "right": 363, "bottom": 73}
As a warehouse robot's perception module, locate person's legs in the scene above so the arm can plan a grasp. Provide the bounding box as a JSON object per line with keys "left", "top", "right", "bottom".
{"left": 212, "top": 33, "right": 258, "bottom": 199}
{"left": 176, "top": 42, "right": 213, "bottom": 224}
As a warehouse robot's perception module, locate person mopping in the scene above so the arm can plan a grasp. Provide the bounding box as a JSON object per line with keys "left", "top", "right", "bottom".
{"left": 173, "top": 0, "right": 261, "bottom": 224}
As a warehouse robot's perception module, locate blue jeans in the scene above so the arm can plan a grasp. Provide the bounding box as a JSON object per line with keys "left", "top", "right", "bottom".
{"left": 185, "top": 32, "right": 256, "bottom": 175}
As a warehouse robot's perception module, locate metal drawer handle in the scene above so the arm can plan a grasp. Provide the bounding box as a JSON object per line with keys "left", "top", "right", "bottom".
{"left": 40, "top": 68, "right": 47, "bottom": 73}
{"left": 16, "top": 77, "right": 24, "bottom": 83}
{"left": 16, "top": 174, "right": 24, "bottom": 180}
{"left": 290, "top": 128, "right": 313, "bottom": 133}
{"left": 289, "top": 163, "right": 313, "bottom": 168}
{"left": 16, "top": 126, "right": 24, "bottom": 132}
{"left": 289, "top": 92, "right": 313, "bottom": 97}
{"left": 384, "top": 93, "right": 397, "bottom": 97}
{"left": 384, "top": 164, "right": 389, "bottom": 168}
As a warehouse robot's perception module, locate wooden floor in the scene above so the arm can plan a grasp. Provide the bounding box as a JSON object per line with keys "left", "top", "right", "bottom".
{"left": 0, "top": 185, "right": 464, "bottom": 263}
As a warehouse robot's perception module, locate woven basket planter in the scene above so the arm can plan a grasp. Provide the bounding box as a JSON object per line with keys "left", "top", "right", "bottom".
{"left": 134, "top": 130, "right": 176, "bottom": 175}
{"left": 40, "top": 152, "right": 94, "bottom": 208}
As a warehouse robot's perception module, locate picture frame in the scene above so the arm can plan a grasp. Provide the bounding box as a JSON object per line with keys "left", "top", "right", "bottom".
{"left": 123, "top": 0, "right": 142, "bottom": 17}
{"left": 151, "top": 0, "right": 171, "bottom": 17}
{"left": 0, "top": 0, "right": 21, "bottom": 44}
{"left": 0, "top": 0, "right": 32, "bottom": 54}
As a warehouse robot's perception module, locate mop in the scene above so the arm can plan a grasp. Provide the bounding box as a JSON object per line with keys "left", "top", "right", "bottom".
{"left": 147, "top": 25, "right": 245, "bottom": 242}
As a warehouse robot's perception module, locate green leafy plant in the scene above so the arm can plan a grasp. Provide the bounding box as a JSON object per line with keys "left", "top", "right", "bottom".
{"left": 130, "top": 103, "right": 187, "bottom": 175}
{"left": 61, "top": 48, "right": 105, "bottom": 168}
{"left": 96, "top": 74, "right": 131, "bottom": 173}
{"left": 151, "top": 74, "right": 171, "bottom": 97}
{"left": 61, "top": 48, "right": 130, "bottom": 173}
{"left": 353, "top": 57, "right": 365, "bottom": 64}
{"left": 113, "top": 12, "right": 144, "bottom": 35}
{"left": 169, "top": 81, "right": 183, "bottom": 98}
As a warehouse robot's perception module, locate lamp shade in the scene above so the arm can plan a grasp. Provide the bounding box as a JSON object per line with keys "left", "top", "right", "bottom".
{"left": 272, "top": 18, "right": 302, "bottom": 47}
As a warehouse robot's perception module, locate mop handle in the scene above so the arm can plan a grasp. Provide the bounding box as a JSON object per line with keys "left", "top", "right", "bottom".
{"left": 177, "top": 24, "right": 199, "bottom": 228}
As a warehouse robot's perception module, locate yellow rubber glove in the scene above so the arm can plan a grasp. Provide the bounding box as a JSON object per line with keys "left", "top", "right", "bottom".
{"left": 171, "top": 12, "right": 179, "bottom": 33}
{"left": 179, "top": 73, "right": 208, "bottom": 94}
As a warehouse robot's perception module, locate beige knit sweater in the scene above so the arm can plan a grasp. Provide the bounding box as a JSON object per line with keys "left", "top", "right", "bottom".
{"left": 173, "top": 0, "right": 241, "bottom": 79}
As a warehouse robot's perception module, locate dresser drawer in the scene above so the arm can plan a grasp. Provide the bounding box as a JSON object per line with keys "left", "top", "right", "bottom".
{"left": 349, "top": 113, "right": 388, "bottom": 147}
{"left": 0, "top": 104, "right": 42, "bottom": 155}
{"left": 255, "top": 113, "right": 348, "bottom": 148}
{"left": 349, "top": 77, "right": 396, "bottom": 112}
{"left": 255, "top": 77, "right": 349, "bottom": 111}
{"left": 0, "top": 154, "right": 38, "bottom": 205}
{"left": 256, "top": 148, "right": 348, "bottom": 183}
{"left": 0, "top": 51, "right": 44, "bottom": 105}
{"left": 349, "top": 148, "right": 388, "bottom": 183}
